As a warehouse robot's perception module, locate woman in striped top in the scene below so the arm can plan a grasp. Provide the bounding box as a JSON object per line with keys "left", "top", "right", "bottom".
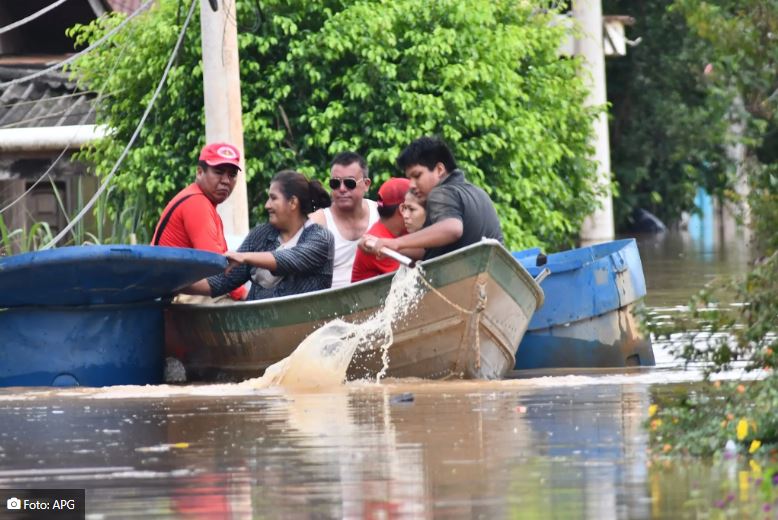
{"left": 184, "top": 170, "right": 335, "bottom": 300}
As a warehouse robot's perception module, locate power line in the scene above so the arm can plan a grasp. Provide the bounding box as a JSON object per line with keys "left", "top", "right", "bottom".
{"left": 0, "top": 148, "right": 68, "bottom": 216}
{"left": 0, "top": 9, "right": 138, "bottom": 218}
{"left": 42, "top": 0, "right": 198, "bottom": 250}
{"left": 0, "top": 0, "right": 154, "bottom": 90}
{"left": 0, "top": 0, "right": 71, "bottom": 35}
{"left": 0, "top": 90, "right": 98, "bottom": 110}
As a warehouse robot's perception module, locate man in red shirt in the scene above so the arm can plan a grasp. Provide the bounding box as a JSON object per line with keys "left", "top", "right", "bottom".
{"left": 152, "top": 142, "right": 246, "bottom": 301}
{"left": 351, "top": 178, "right": 411, "bottom": 282}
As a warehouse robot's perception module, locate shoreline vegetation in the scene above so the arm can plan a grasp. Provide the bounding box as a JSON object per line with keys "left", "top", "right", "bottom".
{"left": 606, "top": 0, "right": 778, "bottom": 511}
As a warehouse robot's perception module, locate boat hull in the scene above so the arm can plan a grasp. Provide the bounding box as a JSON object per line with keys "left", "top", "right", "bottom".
{"left": 166, "top": 241, "right": 543, "bottom": 381}
{"left": 513, "top": 239, "right": 655, "bottom": 370}
{"left": 514, "top": 302, "right": 654, "bottom": 369}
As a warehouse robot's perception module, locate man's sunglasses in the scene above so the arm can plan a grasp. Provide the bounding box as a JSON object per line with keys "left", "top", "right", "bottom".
{"left": 328, "top": 177, "right": 361, "bottom": 190}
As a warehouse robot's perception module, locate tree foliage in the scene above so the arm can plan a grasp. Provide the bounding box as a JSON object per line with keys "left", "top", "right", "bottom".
{"left": 603, "top": 0, "right": 737, "bottom": 229}
{"left": 68, "top": 0, "right": 600, "bottom": 249}
{"left": 639, "top": 0, "right": 778, "bottom": 459}
{"left": 672, "top": 0, "right": 778, "bottom": 254}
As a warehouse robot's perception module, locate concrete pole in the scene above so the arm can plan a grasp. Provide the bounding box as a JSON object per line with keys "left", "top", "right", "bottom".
{"left": 200, "top": 0, "right": 249, "bottom": 238}
{"left": 573, "top": 0, "right": 615, "bottom": 244}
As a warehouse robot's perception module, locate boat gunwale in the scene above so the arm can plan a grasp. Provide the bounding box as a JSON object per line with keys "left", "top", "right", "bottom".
{"left": 515, "top": 238, "right": 639, "bottom": 276}
{"left": 168, "top": 239, "right": 543, "bottom": 312}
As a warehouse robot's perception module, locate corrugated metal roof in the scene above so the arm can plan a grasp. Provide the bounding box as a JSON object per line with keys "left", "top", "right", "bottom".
{"left": 0, "top": 66, "right": 96, "bottom": 129}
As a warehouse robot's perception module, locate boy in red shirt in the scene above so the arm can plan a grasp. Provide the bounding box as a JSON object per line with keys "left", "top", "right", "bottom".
{"left": 351, "top": 178, "right": 411, "bottom": 282}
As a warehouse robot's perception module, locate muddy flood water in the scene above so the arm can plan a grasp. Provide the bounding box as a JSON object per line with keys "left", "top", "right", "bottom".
{"left": 0, "top": 231, "right": 763, "bottom": 519}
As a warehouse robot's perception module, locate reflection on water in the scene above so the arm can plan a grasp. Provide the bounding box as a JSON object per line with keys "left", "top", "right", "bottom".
{"left": 0, "top": 382, "right": 652, "bottom": 518}
{"left": 0, "top": 230, "right": 761, "bottom": 518}
{"left": 635, "top": 230, "right": 752, "bottom": 308}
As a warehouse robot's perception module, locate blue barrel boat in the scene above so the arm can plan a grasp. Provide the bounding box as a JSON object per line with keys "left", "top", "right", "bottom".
{"left": 0, "top": 245, "right": 226, "bottom": 387}
{"left": 512, "top": 239, "right": 655, "bottom": 370}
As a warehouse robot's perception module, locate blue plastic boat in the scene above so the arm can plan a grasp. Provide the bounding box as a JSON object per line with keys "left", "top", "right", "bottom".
{"left": 512, "top": 239, "right": 655, "bottom": 370}
{"left": 0, "top": 245, "right": 226, "bottom": 387}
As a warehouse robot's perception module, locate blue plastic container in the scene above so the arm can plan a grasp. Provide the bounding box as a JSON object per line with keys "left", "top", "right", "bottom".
{"left": 0, "top": 301, "right": 165, "bottom": 386}
{"left": 0, "top": 245, "right": 227, "bottom": 387}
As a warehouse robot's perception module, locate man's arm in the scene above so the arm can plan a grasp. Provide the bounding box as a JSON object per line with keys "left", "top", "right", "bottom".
{"left": 360, "top": 218, "right": 463, "bottom": 256}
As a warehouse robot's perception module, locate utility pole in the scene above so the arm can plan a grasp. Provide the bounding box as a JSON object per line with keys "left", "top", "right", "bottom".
{"left": 574, "top": 0, "right": 615, "bottom": 244}
{"left": 200, "top": 0, "right": 249, "bottom": 239}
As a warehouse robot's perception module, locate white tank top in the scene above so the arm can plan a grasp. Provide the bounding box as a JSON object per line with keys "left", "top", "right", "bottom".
{"left": 324, "top": 199, "right": 379, "bottom": 288}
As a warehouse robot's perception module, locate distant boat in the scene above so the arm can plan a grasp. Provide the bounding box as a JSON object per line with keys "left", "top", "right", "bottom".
{"left": 512, "top": 239, "right": 655, "bottom": 371}
{"left": 165, "top": 240, "right": 545, "bottom": 381}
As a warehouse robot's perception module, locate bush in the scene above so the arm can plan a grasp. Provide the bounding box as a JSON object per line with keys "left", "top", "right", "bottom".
{"left": 69, "top": 0, "right": 600, "bottom": 249}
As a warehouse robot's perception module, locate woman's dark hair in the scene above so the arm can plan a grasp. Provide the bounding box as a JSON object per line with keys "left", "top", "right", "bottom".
{"left": 271, "top": 170, "right": 331, "bottom": 215}
{"left": 396, "top": 136, "right": 457, "bottom": 173}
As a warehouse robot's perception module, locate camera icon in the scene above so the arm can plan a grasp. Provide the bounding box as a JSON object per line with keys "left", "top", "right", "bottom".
{"left": 6, "top": 497, "right": 21, "bottom": 510}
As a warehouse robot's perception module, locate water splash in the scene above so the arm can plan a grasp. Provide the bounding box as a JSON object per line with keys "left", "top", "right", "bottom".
{"left": 240, "top": 265, "right": 426, "bottom": 391}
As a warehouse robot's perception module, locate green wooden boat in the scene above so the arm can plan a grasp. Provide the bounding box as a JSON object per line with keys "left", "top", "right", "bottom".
{"left": 165, "top": 240, "right": 544, "bottom": 381}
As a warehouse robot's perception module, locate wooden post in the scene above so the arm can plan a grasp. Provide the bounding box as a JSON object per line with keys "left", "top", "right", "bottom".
{"left": 574, "top": 0, "right": 615, "bottom": 244}
{"left": 200, "top": 0, "right": 249, "bottom": 239}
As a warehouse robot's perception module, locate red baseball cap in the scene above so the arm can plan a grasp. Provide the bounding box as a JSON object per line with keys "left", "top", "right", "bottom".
{"left": 377, "top": 177, "right": 411, "bottom": 207}
{"left": 198, "top": 142, "right": 242, "bottom": 170}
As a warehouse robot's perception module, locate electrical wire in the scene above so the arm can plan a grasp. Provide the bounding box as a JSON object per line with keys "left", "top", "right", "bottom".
{"left": 41, "top": 0, "right": 198, "bottom": 250}
{"left": 0, "top": 0, "right": 71, "bottom": 35}
{"left": 0, "top": 8, "right": 139, "bottom": 217}
{"left": 0, "top": 91, "right": 97, "bottom": 110}
{"left": 0, "top": 0, "right": 153, "bottom": 90}
{"left": 0, "top": 148, "right": 68, "bottom": 216}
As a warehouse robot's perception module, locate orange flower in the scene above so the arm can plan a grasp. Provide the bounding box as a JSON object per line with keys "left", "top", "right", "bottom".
{"left": 663, "top": 444, "right": 672, "bottom": 453}
{"left": 737, "top": 384, "right": 746, "bottom": 394}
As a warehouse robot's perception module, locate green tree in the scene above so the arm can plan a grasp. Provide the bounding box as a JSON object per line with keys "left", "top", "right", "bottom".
{"left": 641, "top": 0, "right": 778, "bottom": 458}
{"left": 604, "top": 0, "right": 737, "bottom": 229}
{"left": 69, "top": 0, "right": 600, "bottom": 250}
{"left": 673, "top": 0, "right": 778, "bottom": 253}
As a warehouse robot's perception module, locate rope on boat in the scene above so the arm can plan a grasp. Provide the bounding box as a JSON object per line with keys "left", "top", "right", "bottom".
{"left": 416, "top": 272, "right": 488, "bottom": 374}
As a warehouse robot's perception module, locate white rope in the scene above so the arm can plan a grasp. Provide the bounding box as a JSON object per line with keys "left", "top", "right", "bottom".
{"left": 41, "top": 0, "right": 197, "bottom": 250}
{"left": 0, "top": 0, "right": 153, "bottom": 90}
{"left": 0, "top": 148, "right": 66, "bottom": 216}
{"left": 418, "top": 274, "right": 488, "bottom": 374}
{"left": 0, "top": 0, "right": 71, "bottom": 35}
